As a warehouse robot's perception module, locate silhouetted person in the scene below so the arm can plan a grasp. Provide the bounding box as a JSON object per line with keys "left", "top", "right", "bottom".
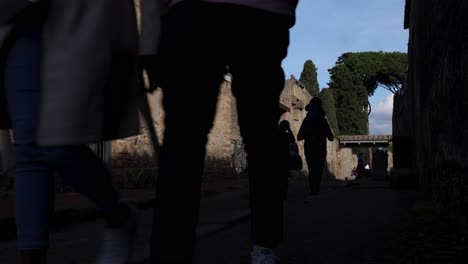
{"left": 298, "top": 97, "right": 334, "bottom": 201}
{"left": 141, "top": 0, "right": 299, "bottom": 263}
{"left": 289, "top": 142, "right": 303, "bottom": 173}
{"left": 0, "top": 1, "right": 141, "bottom": 263}
{"left": 356, "top": 153, "right": 365, "bottom": 180}
{"left": 279, "top": 120, "right": 296, "bottom": 200}
{"left": 364, "top": 163, "right": 371, "bottom": 178}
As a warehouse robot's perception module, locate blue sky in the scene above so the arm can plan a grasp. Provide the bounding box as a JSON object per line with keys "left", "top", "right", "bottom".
{"left": 282, "top": 0, "right": 408, "bottom": 135}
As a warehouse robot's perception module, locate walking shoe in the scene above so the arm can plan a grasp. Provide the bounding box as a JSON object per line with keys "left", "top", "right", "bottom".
{"left": 251, "top": 246, "right": 280, "bottom": 264}
{"left": 96, "top": 204, "right": 141, "bottom": 264}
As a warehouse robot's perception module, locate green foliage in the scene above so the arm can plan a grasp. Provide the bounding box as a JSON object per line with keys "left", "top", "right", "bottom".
{"left": 376, "top": 53, "right": 408, "bottom": 94}
{"left": 336, "top": 52, "right": 407, "bottom": 95}
{"left": 300, "top": 60, "right": 320, "bottom": 96}
{"left": 387, "top": 143, "right": 393, "bottom": 153}
{"left": 329, "top": 63, "right": 369, "bottom": 135}
{"left": 328, "top": 52, "right": 407, "bottom": 135}
{"left": 318, "top": 88, "right": 340, "bottom": 136}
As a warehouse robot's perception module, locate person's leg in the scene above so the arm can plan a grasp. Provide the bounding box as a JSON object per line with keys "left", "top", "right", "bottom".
{"left": 41, "top": 145, "right": 141, "bottom": 264}
{"left": 283, "top": 170, "right": 290, "bottom": 200}
{"left": 13, "top": 145, "right": 54, "bottom": 261}
{"left": 279, "top": 143, "right": 291, "bottom": 200}
{"left": 309, "top": 170, "right": 317, "bottom": 195}
{"left": 231, "top": 64, "right": 285, "bottom": 262}
{"left": 358, "top": 165, "right": 365, "bottom": 180}
{"left": 229, "top": 9, "right": 291, "bottom": 253}
{"left": 150, "top": 66, "right": 223, "bottom": 264}
{"left": 313, "top": 153, "right": 326, "bottom": 195}
{"left": 304, "top": 148, "right": 315, "bottom": 195}
{"left": 42, "top": 146, "right": 129, "bottom": 226}
{"left": 13, "top": 146, "right": 53, "bottom": 264}
{"left": 5, "top": 26, "right": 134, "bottom": 264}
{"left": 149, "top": 3, "right": 225, "bottom": 263}
{"left": 306, "top": 149, "right": 326, "bottom": 195}
{"left": 6, "top": 27, "right": 129, "bottom": 227}
{"left": 4, "top": 27, "right": 52, "bottom": 264}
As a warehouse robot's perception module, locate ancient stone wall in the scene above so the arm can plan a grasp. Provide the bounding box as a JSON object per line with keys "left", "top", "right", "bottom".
{"left": 325, "top": 139, "right": 339, "bottom": 179}
{"left": 402, "top": 0, "right": 468, "bottom": 211}
{"left": 280, "top": 76, "right": 314, "bottom": 176}
{"left": 111, "top": 77, "right": 240, "bottom": 185}
{"left": 392, "top": 92, "right": 412, "bottom": 169}
{"left": 114, "top": 3, "right": 322, "bottom": 182}
{"left": 204, "top": 76, "right": 238, "bottom": 179}
{"left": 111, "top": 74, "right": 318, "bottom": 186}
{"left": 338, "top": 148, "right": 356, "bottom": 180}
{"left": 111, "top": 89, "right": 164, "bottom": 188}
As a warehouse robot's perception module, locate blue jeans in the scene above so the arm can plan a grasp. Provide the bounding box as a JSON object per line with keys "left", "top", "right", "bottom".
{"left": 4, "top": 27, "right": 120, "bottom": 249}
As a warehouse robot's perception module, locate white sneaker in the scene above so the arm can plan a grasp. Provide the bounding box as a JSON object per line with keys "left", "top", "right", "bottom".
{"left": 96, "top": 205, "right": 141, "bottom": 264}
{"left": 251, "top": 246, "right": 280, "bottom": 264}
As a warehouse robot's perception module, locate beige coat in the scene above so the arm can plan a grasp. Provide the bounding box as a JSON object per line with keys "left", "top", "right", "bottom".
{"left": 0, "top": 0, "right": 143, "bottom": 146}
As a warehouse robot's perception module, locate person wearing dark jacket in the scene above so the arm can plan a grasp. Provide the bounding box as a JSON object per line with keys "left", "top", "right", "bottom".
{"left": 297, "top": 97, "right": 334, "bottom": 201}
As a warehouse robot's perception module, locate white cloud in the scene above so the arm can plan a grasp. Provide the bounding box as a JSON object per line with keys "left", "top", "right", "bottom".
{"left": 373, "top": 94, "right": 394, "bottom": 116}
{"left": 369, "top": 94, "right": 394, "bottom": 135}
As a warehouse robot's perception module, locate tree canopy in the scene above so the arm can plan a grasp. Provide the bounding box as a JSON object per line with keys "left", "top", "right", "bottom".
{"left": 332, "top": 52, "right": 407, "bottom": 95}
{"left": 300, "top": 60, "right": 320, "bottom": 96}
{"left": 318, "top": 88, "right": 340, "bottom": 136}
{"left": 328, "top": 52, "right": 407, "bottom": 135}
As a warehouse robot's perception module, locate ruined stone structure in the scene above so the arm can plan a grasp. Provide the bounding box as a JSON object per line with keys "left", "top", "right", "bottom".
{"left": 279, "top": 76, "right": 311, "bottom": 132}
{"left": 110, "top": 75, "right": 317, "bottom": 186}
{"left": 337, "top": 135, "right": 392, "bottom": 180}
{"left": 110, "top": 88, "right": 164, "bottom": 188}
{"left": 394, "top": 0, "right": 468, "bottom": 213}
{"left": 337, "top": 148, "right": 356, "bottom": 180}
{"left": 204, "top": 75, "right": 242, "bottom": 179}
{"left": 279, "top": 76, "right": 312, "bottom": 173}
{"left": 109, "top": 2, "right": 314, "bottom": 183}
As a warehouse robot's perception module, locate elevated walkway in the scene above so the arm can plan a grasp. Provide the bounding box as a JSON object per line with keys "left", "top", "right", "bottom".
{"left": 339, "top": 135, "right": 392, "bottom": 147}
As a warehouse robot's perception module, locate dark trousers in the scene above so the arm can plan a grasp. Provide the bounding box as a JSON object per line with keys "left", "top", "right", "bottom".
{"left": 150, "top": 3, "right": 294, "bottom": 263}
{"left": 305, "top": 147, "right": 326, "bottom": 195}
